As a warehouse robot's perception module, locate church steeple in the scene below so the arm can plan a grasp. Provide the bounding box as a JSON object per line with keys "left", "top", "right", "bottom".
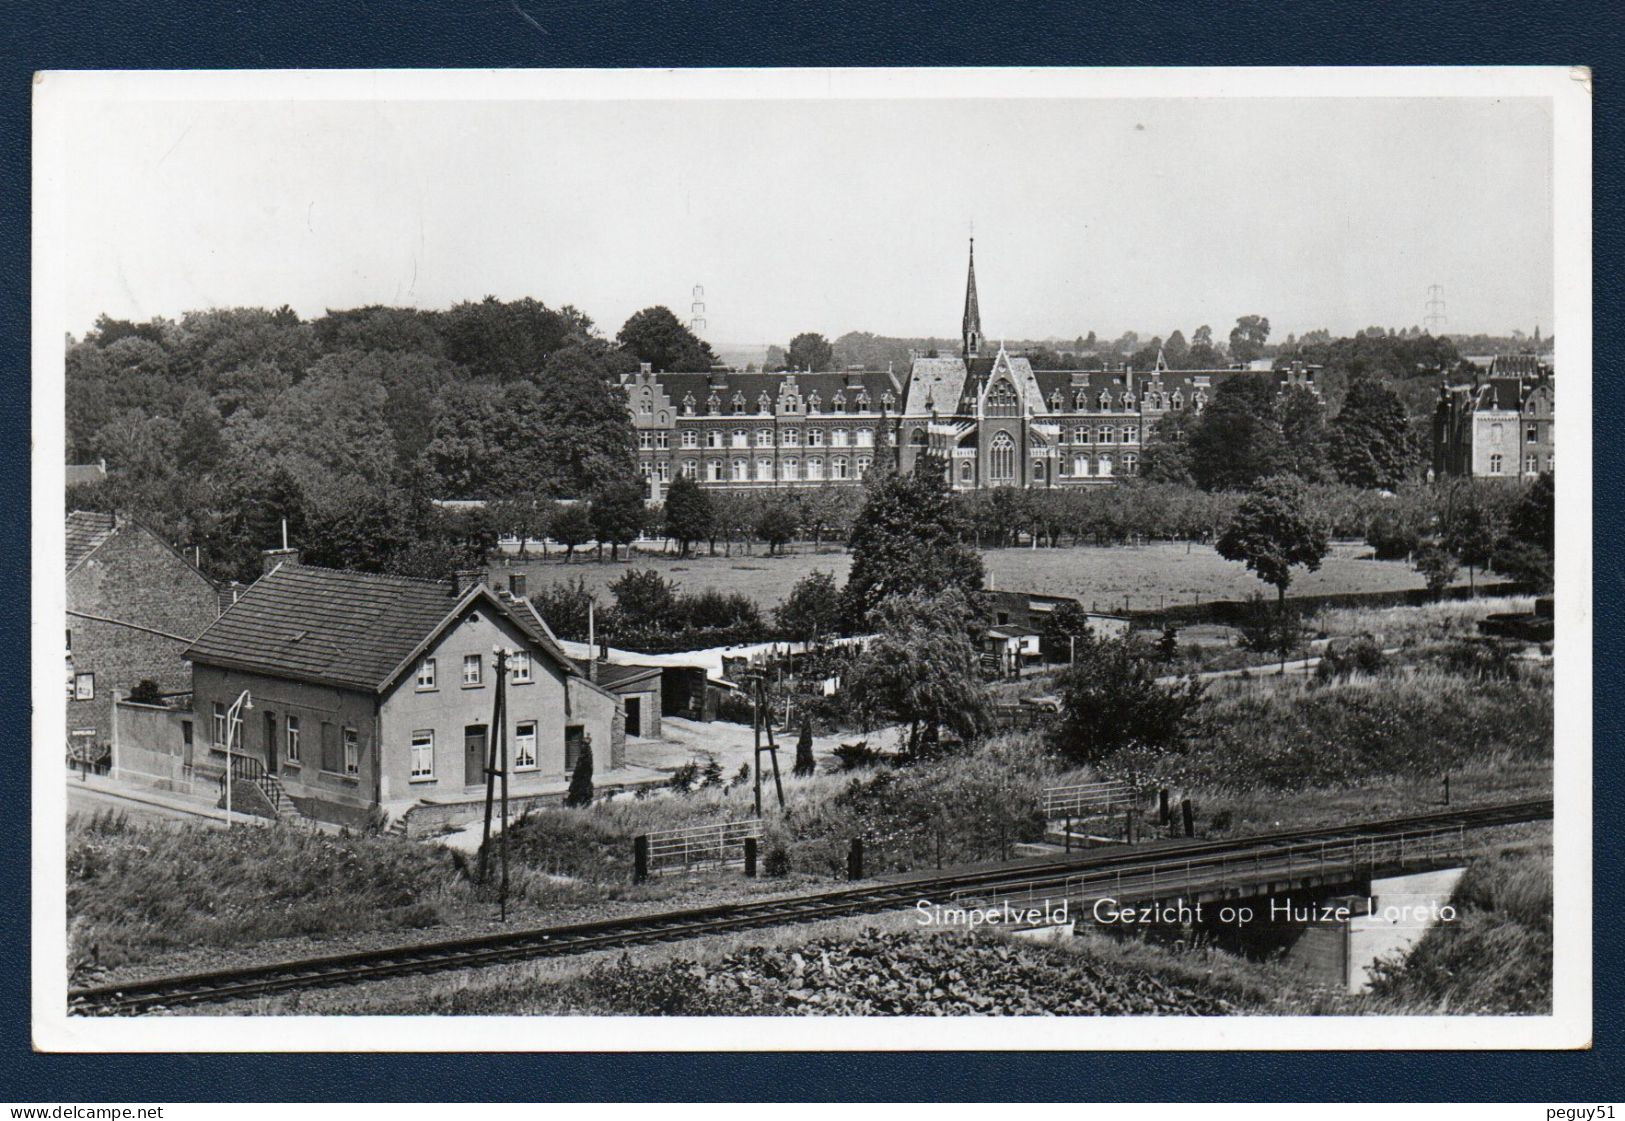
{"left": 962, "top": 237, "right": 982, "bottom": 359}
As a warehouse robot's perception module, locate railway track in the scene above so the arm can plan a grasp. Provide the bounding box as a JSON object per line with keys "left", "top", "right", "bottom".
{"left": 69, "top": 797, "right": 1550, "bottom": 1014}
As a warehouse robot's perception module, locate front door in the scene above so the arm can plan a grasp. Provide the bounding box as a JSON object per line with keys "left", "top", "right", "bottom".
{"left": 263, "top": 711, "right": 278, "bottom": 774}
{"left": 624, "top": 696, "right": 641, "bottom": 738}
{"left": 465, "top": 724, "right": 487, "bottom": 786}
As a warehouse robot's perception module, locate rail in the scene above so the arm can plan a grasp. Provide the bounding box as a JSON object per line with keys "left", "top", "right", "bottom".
{"left": 1042, "top": 780, "right": 1135, "bottom": 821}
{"left": 641, "top": 818, "right": 763, "bottom": 875}
{"left": 69, "top": 799, "right": 1547, "bottom": 1014}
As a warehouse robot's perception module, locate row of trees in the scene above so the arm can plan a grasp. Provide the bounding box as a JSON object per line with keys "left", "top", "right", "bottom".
{"left": 65, "top": 300, "right": 729, "bottom": 582}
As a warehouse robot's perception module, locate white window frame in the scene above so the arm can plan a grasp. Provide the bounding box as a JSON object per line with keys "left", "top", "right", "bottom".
{"left": 831, "top": 428, "right": 849, "bottom": 448}
{"left": 832, "top": 457, "right": 850, "bottom": 480}
{"left": 213, "top": 702, "right": 227, "bottom": 747}
{"left": 514, "top": 721, "right": 538, "bottom": 770}
{"left": 756, "top": 428, "right": 774, "bottom": 447}
{"left": 343, "top": 726, "right": 360, "bottom": 775}
{"left": 286, "top": 715, "right": 301, "bottom": 763}
{"left": 410, "top": 729, "right": 434, "bottom": 780}
{"left": 463, "top": 653, "right": 483, "bottom": 686}
{"left": 416, "top": 657, "right": 436, "bottom": 690}
{"left": 807, "top": 457, "right": 824, "bottom": 480}
{"left": 706, "top": 430, "right": 723, "bottom": 449}
{"left": 808, "top": 428, "right": 824, "bottom": 447}
{"left": 782, "top": 457, "right": 799, "bottom": 481}
{"left": 681, "top": 429, "right": 698, "bottom": 449}
{"left": 757, "top": 457, "right": 773, "bottom": 481}
{"left": 732, "top": 459, "right": 748, "bottom": 481}
{"left": 655, "top": 431, "right": 670, "bottom": 450}
{"left": 511, "top": 652, "right": 532, "bottom": 684}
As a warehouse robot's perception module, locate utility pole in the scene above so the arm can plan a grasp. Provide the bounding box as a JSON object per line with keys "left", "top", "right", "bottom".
{"left": 750, "top": 673, "right": 785, "bottom": 817}
{"left": 477, "top": 643, "right": 510, "bottom": 922}
{"left": 222, "top": 689, "right": 252, "bottom": 828}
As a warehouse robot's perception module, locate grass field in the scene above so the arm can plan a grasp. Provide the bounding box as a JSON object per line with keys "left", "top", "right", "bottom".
{"left": 501, "top": 540, "right": 1463, "bottom": 615}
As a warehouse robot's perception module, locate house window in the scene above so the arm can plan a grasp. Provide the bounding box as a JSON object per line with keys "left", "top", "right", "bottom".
{"left": 990, "top": 431, "right": 1016, "bottom": 480}
{"left": 1123, "top": 452, "right": 1138, "bottom": 475}
{"left": 707, "top": 460, "right": 723, "bottom": 482}
{"left": 732, "top": 459, "right": 748, "bottom": 481}
{"left": 856, "top": 428, "right": 874, "bottom": 447}
{"left": 1098, "top": 455, "right": 1114, "bottom": 477}
{"left": 655, "top": 431, "right": 670, "bottom": 450}
{"left": 756, "top": 428, "right": 774, "bottom": 447}
{"left": 757, "top": 457, "right": 773, "bottom": 481}
{"left": 463, "top": 654, "right": 482, "bottom": 686}
{"left": 286, "top": 715, "right": 301, "bottom": 763}
{"left": 706, "top": 393, "right": 720, "bottom": 415}
{"left": 706, "top": 430, "right": 722, "bottom": 449}
{"left": 682, "top": 459, "right": 698, "bottom": 478}
{"left": 758, "top": 392, "right": 773, "bottom": 413}
{"left": 343, "top": 727, "right": 359, "bottom": 775}
{"left": 1489, "top": 453, "right": 1503, "bottom": 475}
{"left": 510, "top": 652, "right": 532, "bottom": 683}
{"left": 1171, "top": 392, "right": 1184, "bottom": 410}
{"left": 959, "top": 460, "right": 974, "bottom": 484}
{"left": 638, "top": 432, "right": 653, "bottom": 450}
{"left": 514, "top": 721, "right": 538, "bottom": 770}
{"left": 807, "top": 393, "right": 821, "bottom": 412}
{"left": 782, "top": 457, "right": 799, "bottom": 481}
{"left": 1122, "top": 425, "right": 1137, "bottom": 444}
{"left": 832, "top": 457, "right": 850, "bottom": 480}
{"left": 1098, "top": 425, "right": 1115, "bottom": 444}
{"left": 657, "top": 460, "right": 670, "bottom": 482}
{"left": 731, "top": 429, "right": 748, "bottom": 448}
{"left": 1074, "top": 426, "right": 1090, "bottom": 444}
{"left": 833, "top": 393, "right": 846, "bottom": 414}
{"left": 565, "top": 725, "right": 587, "bottom": 770}
{"left": 732, "top": 393, "right": 746, "bottom": 414}
{"left": 832, "top": 428, "right": 849, "bottom": 447}
{"left": 410, "top": 730, "right": 434, "bottom": 779}
{"left": 1032, "top": 460, "right": 1046, "bottom": 481}
{"left": 857, "top": 456, "right": 873, "bottom": 479}
{"left": 808, "top": 428, "right": 824, "bottom": 447}
{"left": 640, "top": 462, "right": 652, "bottom": 480}
{"left": 73, "top": 672, "right": 95, "bottom": 701}
{"left": 213, "top": 702, "right": 227, "bottom": 747}
{"left": 1525, "top": 454, "right": 1539, "bottom": 474}
{"left": 783, "top": 428, "right": 800, "bottom": 447}
{"left": 320, "top": 721, "right": 340, "bottom": 773}
{"left": 681, "top": 430, "right": 698, "bottom": 449}
{"left": 1527, "top": 425, "right": 1539, "bottom": 444}
{"left": 1074, "top": 454, "right": 1090, "bottom": 476}
{"left": 416, "top": 657, "right": 436, "bottom": 690}
{"left": 807, "top": 457, "right": 824, "bottom": 480}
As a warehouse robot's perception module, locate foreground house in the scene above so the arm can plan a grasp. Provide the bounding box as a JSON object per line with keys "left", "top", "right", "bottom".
{"left": 183, "top": 552, "right": 623, "bottom": 830}
{"left": 66, "top": 511, "right": 220, "bottom": 767}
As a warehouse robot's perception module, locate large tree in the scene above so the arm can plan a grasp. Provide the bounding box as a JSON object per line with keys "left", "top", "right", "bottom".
{"left": 1189, "top": 372, "right": 1287, "bottom": 490}
{"left": 615, "top": 306, "right": 718, "bottom": 372}
{"left": 1276, "top": 384, "right": 1331, "bottom": 483}
{"left": 844, "top": 591, "right": 989, "bottom": 757}
{"left": 661, "top": 473, "right": 714, "bottom": 558}
{"left": 843, "top": 459, "right": 984, "bottom": 627}
{"left": 589, "top": 477, "right": 648, "bottom": 562}
{"left": 1053, "top": 640, "right": 1205, "bottom": 766}
{"left": 1329, "top": 378, "right": 1414, "bottom": 489}
{"left": 786, "top": 332, "right": 835, "bottom": 373}
{"left": 775, "top": 570, "right": 843, "bottom": 644}
{"left": 1228, "top": 315, "right": 1272, "bottom": 363}
{"left": 535, "top": 341, "right": 639, "bottom": 498}
{"left": 1216, "top": 474, "right": 1331, "bottom": 663}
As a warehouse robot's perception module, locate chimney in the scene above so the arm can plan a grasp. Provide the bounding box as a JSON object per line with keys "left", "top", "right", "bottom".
{"left": 452, "top": 568, "right": 485, "bottom": 597}
{"left": 640, "top": 361, "right": 652, "bottom": 375}
{"left": 261, "top": 547, "right": 300, "bottom": 575}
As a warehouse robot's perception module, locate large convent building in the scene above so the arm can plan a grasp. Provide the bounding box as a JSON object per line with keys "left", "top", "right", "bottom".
{"left": 625, "top": 241, "right": 1291, "bottom": 493}
{"left": 1431, "top": 354, "right": 1554, "bottom": 480}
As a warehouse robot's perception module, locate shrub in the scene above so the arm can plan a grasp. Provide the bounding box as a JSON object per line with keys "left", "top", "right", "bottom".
{"left": 832, "top": 741, "right": 882, "bottom": 770}
{"left": 1052, "top": 640, "right": 1206, "bottom": 766}
{"left": 125, "top": 679, "right": 165, "bottom": 706}
{"left": 1235, "top": 596, "right": 1304, "bottom": 655}
{"left": 667, "top": 761, "right": 700, "bottom": 794}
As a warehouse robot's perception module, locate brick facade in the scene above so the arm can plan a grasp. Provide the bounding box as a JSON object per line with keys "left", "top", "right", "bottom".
{"left": 65, "top": 515, "right": 219, "bottom": 755}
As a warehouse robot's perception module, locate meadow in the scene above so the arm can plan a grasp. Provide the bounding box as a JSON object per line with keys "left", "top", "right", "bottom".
{"left": 503, "top": 539, "right": 1467, "bottom": 616}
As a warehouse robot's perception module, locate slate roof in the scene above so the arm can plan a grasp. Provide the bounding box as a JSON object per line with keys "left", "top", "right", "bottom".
{"left": 636, "top": 370, "right": 902, "bottom": 416}
{"left": 66, "top": 511, "right": 119, "bottom": 572}
{"left": 184, "top": 565, "right": 578, "bottom": 693}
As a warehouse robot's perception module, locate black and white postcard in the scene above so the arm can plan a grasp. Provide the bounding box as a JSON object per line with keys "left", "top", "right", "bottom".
{"left": 31, "top": 66, "right": 1591, "bottom": 1051}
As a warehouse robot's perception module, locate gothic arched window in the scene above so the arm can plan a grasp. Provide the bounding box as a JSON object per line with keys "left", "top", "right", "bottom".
{"left": 990, "top": 431, "right": 1016, "bottom": 480}
{"left": 988, "top": 380, "right": 1019, "bottom": 417}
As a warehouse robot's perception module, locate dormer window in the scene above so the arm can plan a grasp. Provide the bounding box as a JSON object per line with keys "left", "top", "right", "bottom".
{"left": 783, "top": 395, "right": 800, "bottom": 414}
{"left": 1194, "top": 391, "right": 1207, "bottom": 412}
{"left": 881, "top": 390, "right": 895, "bottom": 410}
{"left": 1123, "top": 392, "right": 1135, "bottom": 409}
{"left": 1171, "top": 391, "right": 1184, "bottom": 410}
{"left": 758, "top": 391, "right": 773, "bottom": 413}
{"left": 732, "top": 391, "right": 747, "bottom": 415}
{"left": 1099, "top": 390, "right": 1112, "bottom": 410}
{"left": 833, "top": 392, "right": 846, "bottom": 414}
{"left": 808, "top": 392, "right": 821, "bottom": 412}
{"left": 682, "top": 393, "right": 696, "bottom": 416}
{"left": 707, "top": 393, "right": 721, "bottom": 415}
{"left": 856, "top": 391, "right": 870, "bottom": 412}
{"left": 1049, "top": 390, "right": 1063, "bottom": 410}
{"left": 1075, "top": 390, "right": 1089, "bottom": 411}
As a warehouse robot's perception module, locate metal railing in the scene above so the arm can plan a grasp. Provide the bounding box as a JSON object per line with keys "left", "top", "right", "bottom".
{"left": 641, "top": 818, "right": 763, "bottom": 876}
{"left": 1042, "top": 780, "right": 1134, "bottom": 821}
{"left": 951, "top": 826, "right": 1468, "bottom": 912}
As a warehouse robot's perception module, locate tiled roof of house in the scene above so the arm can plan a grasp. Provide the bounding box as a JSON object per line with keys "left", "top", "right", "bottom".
{"left": 65, "top": 510, "right": 119, "bottom": 572}
{"left": 637, "top": 369, "right": 903, "bottom": 416}
{"left": 184, "top": 565, "right": 577, "bottom": 693}
{"left": 570, "top": 659, "right": 662, "bottom": 689}
{"left": 1489, "top": 354, "right": 1547, "bottom": 378}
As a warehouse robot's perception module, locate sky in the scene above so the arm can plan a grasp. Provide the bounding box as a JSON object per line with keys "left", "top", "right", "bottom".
{"left": 56, "top": 92, "right": 1554, "bottom": 346}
